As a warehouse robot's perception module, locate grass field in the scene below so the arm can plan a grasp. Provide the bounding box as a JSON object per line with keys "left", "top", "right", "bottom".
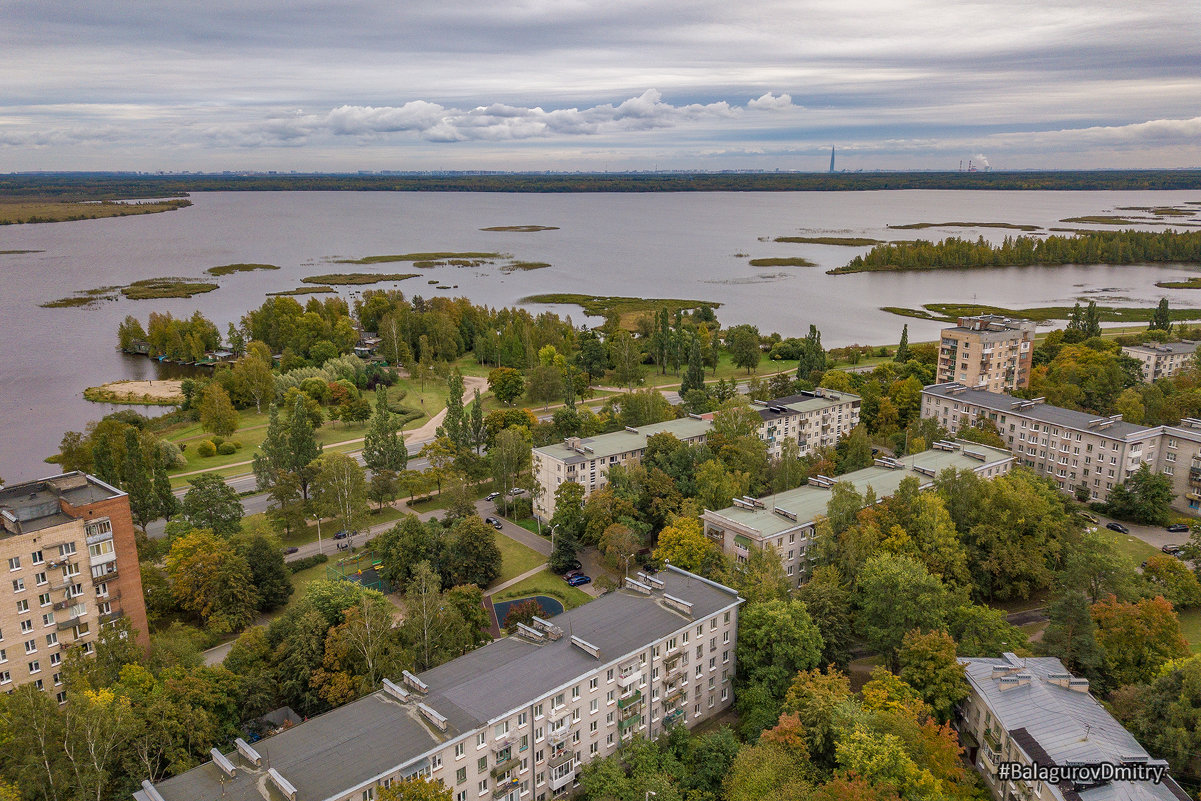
{"left": 206, "top": 263, "right": 279, "bottom": 276}
{"left": 1093, "top": 526, "right": 1161, "bottom": 566}
{"left": 243, "top": 505, "right": 407, "bottom": 548}
{"left": 1177, "top": 608, "right": 1201, "bottom": 653}
{"left": 0, "top": 198, "right": 191, "bottom": 225}
{"left": 490, "top": 569, "right": 593, "bottom": 609}
{"left": 492, "top": 537, "right": 547, "bottom": 586}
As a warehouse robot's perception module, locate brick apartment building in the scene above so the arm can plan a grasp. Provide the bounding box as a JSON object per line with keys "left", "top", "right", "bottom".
{"left": 936, "top": 315, "right": 1036, "bottom": 392}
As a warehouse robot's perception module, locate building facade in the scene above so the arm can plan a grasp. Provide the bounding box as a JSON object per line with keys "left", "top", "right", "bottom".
{"left": 1121, "top": 341, "right": 1200, "bottom": 382}
{"left": 701, "top": 442, "right": 1014, "bottom": 587}
{"left": 936, "top": 315, "right": 1037, "bottom": 391}
{"left": 958, "top": 654, "right": 1190, "bottom": 801}
{"left": 138, "top": 567, "right": 743, "bottom": 801}
{"left": 751, "top": 389, "right": 860, "bottom": 458}
{"left": 533, "top": 417, "right": 712, "bottom": 521}
{"left": 0, "top": 472, "right": 149, "bottom": 703}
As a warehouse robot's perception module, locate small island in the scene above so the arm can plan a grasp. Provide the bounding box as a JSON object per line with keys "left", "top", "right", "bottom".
{"left": 83, "top": 379, "right": 184, "bottom": 406}
{"left": 0, "top": 198, "right": 191, "bottom": 225}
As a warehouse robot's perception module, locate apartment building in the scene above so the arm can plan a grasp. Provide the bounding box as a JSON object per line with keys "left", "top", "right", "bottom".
{"left": 0, "top": 472, "right": 149, "bottom": 703}
{"left": 137, "top": 567, "right": 742, "bottom": 801}
{"left": 936, "top": 315, "right": 1037, "bottom": 391}
{"left": 751, "top": 389, "right": 860, "bottom": 458}
{"left": 958, "top": 654, "right": 1189, "bottom": 801}
{"left": 701, "top": 442, "right": 1013, "bottom": 587}
{"left": 533, "top": 417, "right": 712, "bottom": 520}
{"left": 1121, "top": 341, "right": 1200, "bottom": 382}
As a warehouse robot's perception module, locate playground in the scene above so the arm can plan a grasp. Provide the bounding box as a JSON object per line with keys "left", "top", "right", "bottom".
{"left": 326, "top": 550, "right": 393, "bottom": 594}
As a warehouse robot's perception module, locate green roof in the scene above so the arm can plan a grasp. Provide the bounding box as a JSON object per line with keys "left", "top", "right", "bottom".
{"left": 705, "top": 444, "right": 1013, "bottom": 540}
{"left": 534, "top": 417, "right": 712, "bottom": 465}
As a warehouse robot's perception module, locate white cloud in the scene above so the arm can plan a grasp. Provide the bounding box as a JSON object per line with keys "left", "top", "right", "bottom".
{"left": 746, "top": 92, "right": 793, "bottom": 110}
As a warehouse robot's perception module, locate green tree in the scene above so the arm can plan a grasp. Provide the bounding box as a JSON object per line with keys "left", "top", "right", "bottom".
{"left": 378, "top": 776, "right": 454, "bottom": 801}
{"left": 948, "top": 604, "right": 1029, "bottom": 657}
{"left": 448, "top": 516, "right": 502, "bottom": 588}
{"left": 1150, "top": 297, "right": 1172, "bottom": 331}
{"left": 609, "top": 328, "right": 645, "bottom": 390}
{"left": 1144, "top": 554, "right": 1201, "bottom": 608}
{"left": 198, "top": 382, "right": 239, "bottom": 437}
{"left": 232, "top": 527, "right": 294, "bottom": 611}
{"left": 897, "top": 628, "right": 968, "bottom": 722}
{"left": 180, "top": 472, "right": 244, "bottom": 537}
{"left": 681, "top": 337, "right": 706, "bottom": 395}
{"left": 402, "top": 561, "right": 473, "bottom": 670}
{"left": 487, "top": 367, "right": 525, "bottom": 406}
{"left": 797, "top": 566, "right": 853, "bottom": 669}
{"left": 1106, "top": 463, "right": 1175, "bottom": 525}
{"left": 1040, "top": 591, "right": 1105, "bottom": 680}
{"left": 311, "top": 453, "right": 370, "bottom": 534}
{"left": 654, "top": 517, "right": 721, "bottom": 573}
{"left": 286, "top": 395, "right": 323, "bottom": 499}
{"left": 737, "top": 598, "right": 824, "bottom": 697}
{"left": 442, "top": 369, "right": 467, "bottom": 448}
{"left": 856, "top": 553, "right": 953, "bottom": 670}
{"left": 468, "top": 389, "right": 486, "bottom": 454}
{"left": 727, "top": 324, "right": 762, "bottom": 374}
{"left": 893, "top": 324, "right": 910, "bottom": 362}
{"left": 598, "top": 523, "right": 641, "bottom": 576}
{"left": 232, "top": 354, "right": 275, "bottom": 413}
{"left": 165, "top": 529, "right": 257, "bottom": 634}
{"left": 121, "top": 427, "right": 157, "bottom": 531}
{"left": 1092, "top": 594, "right": 1189, "bottom": 687}
{"left": 525, "top": 364, "right": 563, "bottom": 410}
{"left": 363, "top": 387, "right": 409, "bottom": 473}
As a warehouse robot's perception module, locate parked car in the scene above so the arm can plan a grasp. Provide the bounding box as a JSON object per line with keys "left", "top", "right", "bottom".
{"left": 1077, "top": 511, "right": 1099, "bottom": 524}
{"left": 1162, "top": 544, "right": 1184, "bottom": 556}
{"left": 567, "top": 574, "right": 592, "bottom": 587}
{"left": 508, "top": 487, "right": 526, "bottom": 496}
{"left": 334, "top": 530, "right": 351, "bottom": 540}
{"left": 485, "top": 492, "right": 500, "bottom": 501}
{"left": 485, "top": 517, "right": 504, "bottom": 530}
{"left": 1167, "top": 523, "right": 1190, "bottom": 533}
{"left": 563, "top": 570, "right": 583, "bottom": 580}
{"left": 284, "top": 546, "right": 300, "bottom": 555}
{"left": 562, "top": 559, "right": 582, "bottom": 572}
{"left": 1106, "top": 522, "right": 1129, "bottom": 534}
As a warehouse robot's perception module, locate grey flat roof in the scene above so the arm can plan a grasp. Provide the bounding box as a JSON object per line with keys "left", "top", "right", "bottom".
{"left": 944, "top": 326, "right": 1028, "bottom": 343}
{"left": 962, "top": 657, "right": 1187, "bottom": 801}
{"left": 1123, "top": 341, "right": 1200, "bottom": 356}
{"left": 923, "top": 384, "right": 1155, "bottom": 440}
{"left": 753, "top": 391, "right": 859, "bottom": 421}
{"left": 141, "top": 568, "right": 741, "bottom": 801}
{"left": 704, "top": 443, "right": 1013, "bottom": 539}
{"left": 0, "top": 472, "right": 123, "bottom": 535}
{"left": 534, "top": 417, "right": 712, "bottom": 465}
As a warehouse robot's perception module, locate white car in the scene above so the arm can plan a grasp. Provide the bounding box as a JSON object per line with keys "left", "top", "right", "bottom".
{"left": 508, "top": 487, "right": 526, "bottom": 496}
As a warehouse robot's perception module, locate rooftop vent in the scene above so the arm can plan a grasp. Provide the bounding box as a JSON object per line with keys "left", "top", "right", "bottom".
{"left": 808, "top": 475, "right": 833, "bottom": 488}
{"left": 932, "top": 440, "right": 960, "bottom": 452}
{"left": 139, "top": 781, "right": 167, "bottom": 801}
{"left": 268, "top": 768, "right": 297, "bottom": 800}
{"left": 663, "top": 593, "right": 694, "bottom": 617}
{"left": 874, "top": 457, "right": 905, "bottom": 470}
{"left": 382, "top": 678, "right": 410, "bottom": 701}
{"left": 516, "top": 622, "right": 546, "bottom": 641}
{"left": 962, "top": 449, "right": 987, "bottom": 461}
{"left": 731, "top": 498, "right": 757, "bottom": 509}
{"left": 637, "top": 572, "right": 665, "bottom": 589}
{"left": 772, "top": 506, "right": 798, "bottom": 522}
{"left": 402, "top": 670, "right": 429, "bottom": 693}
{"left": 210, "top": 749, "right": 237, "bottom": 777}
{"left": 624, "top": 426, "right": 639, "bottom": 434}
{"left": 625, "top": 578, "right": 652, "bottom": 595}
{"left": 532, "top": 616, "right": 563, "bottom": 640}
{"left": 234, "top": 738, "right": 262, "bottom": 766}
{"left": 418, "top": 702, "right": 449, "bottom": 731}
{"left": 1068, "top": 678, "right": 1091, "bottom": 693}
{"left": 911, "top": 465, "right": 937, "bottom": 478}
{"left": 741, "top": 496, "right": 766, "bottom": 509}
{"left": 571, "top": 635, "right": 601, "bottom": 659}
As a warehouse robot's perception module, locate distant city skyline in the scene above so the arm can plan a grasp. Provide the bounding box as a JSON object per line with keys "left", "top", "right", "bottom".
{"left": 5, "top": 0, "right": 1199, "bottom": 172}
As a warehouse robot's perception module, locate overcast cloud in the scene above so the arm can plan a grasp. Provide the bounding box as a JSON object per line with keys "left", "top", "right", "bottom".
{"left": 3, "top": 0, "right": 1199, "bottom": 170}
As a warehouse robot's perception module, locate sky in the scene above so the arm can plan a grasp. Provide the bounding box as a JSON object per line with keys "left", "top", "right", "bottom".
{"left": 4, "top": 0, "right": 1200, "bottom": 172}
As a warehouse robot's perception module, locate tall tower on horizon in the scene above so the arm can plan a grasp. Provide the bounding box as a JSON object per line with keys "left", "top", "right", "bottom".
{"left": 829, "top": 146, "right": 836, "bottom": 173}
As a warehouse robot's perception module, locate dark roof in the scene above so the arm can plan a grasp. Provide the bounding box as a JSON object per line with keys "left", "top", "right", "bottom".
{"left": 0, "top": 472, "right": 124, "bottom": 535}
{"left": 923, "top": 384, "right": 1154, "bottom": 440}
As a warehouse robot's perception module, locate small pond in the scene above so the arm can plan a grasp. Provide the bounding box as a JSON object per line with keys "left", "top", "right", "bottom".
{"left": 493, "top": 595, "right": 565, "bottom": 625}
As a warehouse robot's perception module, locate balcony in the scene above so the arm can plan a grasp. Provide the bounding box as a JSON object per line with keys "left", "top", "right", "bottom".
{"left": 617, "top": 670, "right": 641, "bottom": 689}
{"left": 617, "top": 690, "right": 641, "bottom": 710}
{"left": 492, "top": 776, "right": 520, "bottom": 798}
{"left": 99, "top": 610, "right": 123, "bottom": 624}
{"left": 662, "top": 687, "right": 685, "bottom": 706}
{"left": 663, "top": 652, "right": 683, "bottom": 670}
{"left": 57, "top": 614, "right": 86, "bottom": 631}
{"left": 547, "top": 751, "right": 573, "bottom": 770}
{"left": 618, "top": 715, "right": 640, "bottom": 732}
{"left": 663, "top": 665, "right": 685, "bottom": 683}
{"left": 92, "top": 567, "right": 119, "bottom": 582}
{"left": 492, "top": 734, "right": 518, "bottom": 753}
{"left": 663, "top": 708, "right": 684, "bottom": 726}
{"left": 547, "top": 725, "right": 572, "bottom": 744}
{"left": 547, "top": 768, "right": 577, "bottom": 793}
{"left": 490, "top": 757, "right": 520, "bottom": 778}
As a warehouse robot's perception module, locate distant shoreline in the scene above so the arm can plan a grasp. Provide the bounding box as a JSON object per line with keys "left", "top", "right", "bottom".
{"left": 3, "top": 170, "right": 1201, "bottom": 200}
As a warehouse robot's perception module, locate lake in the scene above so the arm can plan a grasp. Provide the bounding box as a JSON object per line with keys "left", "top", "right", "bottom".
{"left": 2, "top": 189, "right": 1200, "bottom": 482}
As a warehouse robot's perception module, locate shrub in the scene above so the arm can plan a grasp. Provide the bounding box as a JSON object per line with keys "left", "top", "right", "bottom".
{"left": 217, "top": 442, "right": 237, "bottom": 456}
{"left": 196, "top": 440, "right": 217, "bottom": 458}
{"left": 288, "top": 554, "right": 329, "bottom": 573}
{"left": 232, "top": 440, "right": 243, "bottom": 450}
{"left": 210, "top": 435, "right": 225, "bottom": 447}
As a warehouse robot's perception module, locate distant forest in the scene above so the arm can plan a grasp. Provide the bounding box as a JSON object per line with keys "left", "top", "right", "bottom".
{"left": 4, "top": 170, "right": 1201, "bottom": 200}
{"left": 830, "top": 229, "right": 1201, "bottom": 274}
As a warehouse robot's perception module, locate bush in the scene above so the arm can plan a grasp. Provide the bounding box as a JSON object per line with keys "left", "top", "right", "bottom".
{"left": 288, "top": 553, "right": 329, "bottom": 573}
{"left": 232, "top": 440, "right": 243, "bottom": 450}
{"left": 217, "top": 442, "right": 237, "bottom": 455}
{"left": 196, "top": 440, "right": 217, "bottom": 458}
{"left": 210, "top": 435, "right": 224, "bottom": 447}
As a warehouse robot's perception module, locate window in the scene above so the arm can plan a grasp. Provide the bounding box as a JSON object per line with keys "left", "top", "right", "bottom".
{"left": 571, "top": 687, "right": 580, "bottom": 700}
{"left": 20, "top": 620, "right": 32, "bottom": 633}
{"left": 477, "top": 733, "right": 487, "bottom": 748}
{"left": 11, "top": 580, "right": 24, "bottom": 593}
{"left": 495, "top": 721, "right": 509, "bottom": 738}
{"left": 606, "top": 690, "right": 614, "bottom": 704}
{"left": 41, "top": 613, "right": 54, "bottom": 627}
{"left": 0, "top": 650, "right": 5, "bottom": 663}
{"left": 58, "top": 543, "right": 76, "bottom": 557}
{"left": 25, "top": 640, "right": 37, "bottom": 655}
{"left": 590, "top": 700, "right": 598, "bottom": 713}
{"left": 457, "top": 768, "right": 466, "bottom": 784}
{"left": 7, "top": 557, "right": 19, "bottom": 571}
{"left": 38, "top": 593, "right": 50, "bottom": 607}
{"left": 606, "top": 669, "right": 614, "bottom": 682}
{"left": 87, "top": 540, "right": 114, "bottom": 559}
{"left": 16, "top": 600, "right": 28, "bottom": 614}
{"left": 589, "top": 678, "right": 598, "bottom": 691}
{"left": 455, "top": 743, "right": 465, "bottom": 758}
{"left": 84, "top": 519, "right": 111, "bottom": 538}
{"left": 478, "top": 757, "right": 487, "bottom": 772}
{"left": 478, "top": 780, "right": 487, "bottom": 794}
{"left": 45, "top": 633, "right": 56, "bottom": 647}
{"left": 30, "top": 551, "right": 43, "bottom": 566}
{"left": 534, "top": 703, "right": 543, "bottom": 718}
{"left": 28, "top": 660, "right": 40, "bottom": 674}
{"left": 0, "top": 672, "right": 9, "bottom": 684}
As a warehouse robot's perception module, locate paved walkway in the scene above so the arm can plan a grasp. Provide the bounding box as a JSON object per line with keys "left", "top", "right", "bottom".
{"left": 487, "top": 563, "right": 551, "bottom": 596}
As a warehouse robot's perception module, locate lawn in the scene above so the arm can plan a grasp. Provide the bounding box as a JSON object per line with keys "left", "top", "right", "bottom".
{"left": 492, "top": 536, "right": 546, "bottom": 586}
{"left": 1093, "top": 525, "right": 1160, "bottom": 567}
{"left": 242, "top": 505, "right": 408, "bottom": 548}
{"left": 490, "top": 569, "right": 593, "bottom": 610}
{"left": 1177, "top": 608, "right": 1201, "bottom": 653}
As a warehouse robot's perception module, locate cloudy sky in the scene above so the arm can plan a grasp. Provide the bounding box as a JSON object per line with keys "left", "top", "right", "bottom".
{"left": 4, "top": 0, "right": 1199, "bottom": 172}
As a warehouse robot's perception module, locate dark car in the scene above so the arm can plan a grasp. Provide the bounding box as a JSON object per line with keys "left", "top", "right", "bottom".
{"left": 1162, "top": 544, "right": 1184, "bottom": 556}
{"left": 562, "top": 559, "right": 582, "bottom": 572}
{"left": 563, "top": 570, "right": 583, "bottom": 581}
{"left": 284, "top": 546, "right": 300, "bottom": 555}
{"left": 1167, "top": 523, "right": 1190, "bottom": 533}
{"left": 334, "top": 530, "right": 351, "bottom": 540}
{"left": 485, "top": 517, "right": 504, "bottom": 530}
{"left": 567, "top": 574, "right": 592, "bottom": 587}
{"left": 1106, "top": 522, "right": 1130, "bottom": 534}
{"left": 485, "top": 492, "right": 500, "bottom": 501}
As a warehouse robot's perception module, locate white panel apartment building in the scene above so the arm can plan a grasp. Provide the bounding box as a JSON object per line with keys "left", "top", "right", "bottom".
{"left": 533, "top": 391, "right": 860, "bottom": 521}
{"left": 138, "top": 567, "right": 742, "bottom": 801}
{"left": 1121, "top": 341, "right": 1200, "bottom": 382}
{"left": 701, "top": 443, "right": 1014, "bottom": 587}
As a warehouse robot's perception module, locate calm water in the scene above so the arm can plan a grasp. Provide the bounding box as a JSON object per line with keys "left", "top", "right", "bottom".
{"left": 2, "top": 189, "right": 1200, "bottom": 481}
